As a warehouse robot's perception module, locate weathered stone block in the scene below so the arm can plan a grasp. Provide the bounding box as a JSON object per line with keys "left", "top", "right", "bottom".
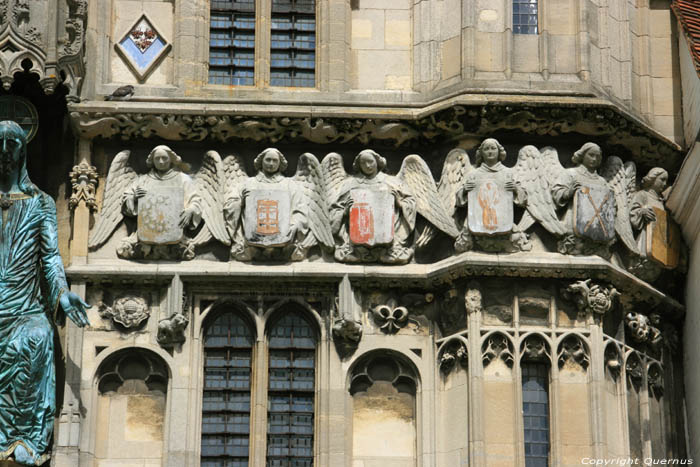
{"left": 441, "top": 36, "right": 461, "bottom": 80}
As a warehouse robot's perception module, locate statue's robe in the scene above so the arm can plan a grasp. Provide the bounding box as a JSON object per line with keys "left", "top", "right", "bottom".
{"left": 331, "top": 172, "right": 416, "bottom": 252}
{"left": 630, "top": 189, "right": 665, "bottom": 254}
{"left": 551, "top": 165, "right": 615, "bottom": 236}
{"left": 225, "top": 172, "right": 308, "bottom": 248}
{"left": 0, "top": 192, "right": 68, "bottom": 465}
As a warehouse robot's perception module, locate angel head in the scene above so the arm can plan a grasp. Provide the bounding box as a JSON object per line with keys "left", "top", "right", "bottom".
{"left": 641, "top": 167, "right": 668, "bottom": 195}
{"left": 254, "top": 148, "right": 288, "bottom": 176}
{"left": 572, "top": 143, "right": 602, "bottom": 170}
{"left": 475, "top": 138, "right": 506, "bottom": 167}
{"left": 353, "top": 149, "right": 386, "bottom": 178}
{"left": 146, "top": 145, "right": 190, "bottom": 174}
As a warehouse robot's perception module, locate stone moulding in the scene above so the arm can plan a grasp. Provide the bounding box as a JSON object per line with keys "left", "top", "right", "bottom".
{"left": 65, "top": 252, "right": 684, "bottom": 320}
{"left": 67, "top": 99, "right": 683, "bottom": 172}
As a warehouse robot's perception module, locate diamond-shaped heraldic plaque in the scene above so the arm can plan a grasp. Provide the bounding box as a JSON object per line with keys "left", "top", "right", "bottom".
{"left": 115, "top": 14, "right": 172, "bottom": 81}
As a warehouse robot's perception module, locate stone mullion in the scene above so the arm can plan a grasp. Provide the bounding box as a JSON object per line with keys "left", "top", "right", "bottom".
{"left": 315, "top": 331, "right": 331, "bottom": 465}
{"left": 539, "top": 0, "right": 550, "bottom": 79}
{"left": 461, "top": 0, "right": 475, "bottom": 80}
{"left": 549, "top": 338, "right": 562, "bottom": 466}
{"left": 639, "top": 358, "right": 653, "bottom": 460}
{"left": 505, "top": 0, "right": 513, "bottom": 80}
{"left": 468, "top": 307, "right": 485, "bottom": 467}
{"left": 589, "top": 320, "right": 607, "bottom": 460}
{"left": 576, "top": 0, "right": 591, "bottom": 81}
{"left": 255, "top": 0, "right": 271, "bottom": 87}
{"left": 251, "top": 335, "right": 268, "bottom": 467}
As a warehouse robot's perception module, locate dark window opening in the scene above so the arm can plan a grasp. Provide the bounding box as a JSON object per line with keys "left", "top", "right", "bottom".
{"left": 522, "top": 362, "right": 550, "bottom": 467}
{"left": 513, "top": 0, "right": 538, "bottom": 34}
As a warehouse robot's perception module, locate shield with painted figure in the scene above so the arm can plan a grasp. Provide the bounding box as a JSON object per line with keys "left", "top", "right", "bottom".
{"left": 646, "top": 207, "right": 681, "bottom": 269}
{"left": 573, "top": 185, "right": 616, "bottom": 243}
{"left": 243, "top": 189, "right": 292, "bottom": 247}
{"left": 137, "top": 185, "right": 185, "bottom": 244}
{"left": 349, "top": 188, "right": 395, "bottom": 247}
{"left": 467, "top": 179, "right": 513, "bottom": 235}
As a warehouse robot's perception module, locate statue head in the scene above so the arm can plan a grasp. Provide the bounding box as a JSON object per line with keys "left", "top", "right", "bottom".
{"left": 353, "top": 149, "right": 386, "bottom": 177}
{"left": 475, "top": 138, "right": 506, "bottom": 167}
{"left": 0, "top": 120, "right": 35, "bottom": 194}
{"left": 641, "top": 167, "right": 668, "bottom": 194}
{"left": 571, "top": 142, "right": 602, "bottom": 170}
{"left": 254, "top": 148, "right": 288, "bottom": 175}
{"left": 146, "top": 145, "right": 190, "bottom": 173}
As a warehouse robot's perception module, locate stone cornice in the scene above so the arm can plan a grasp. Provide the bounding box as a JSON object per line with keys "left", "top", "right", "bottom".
{"left": 65, "top": 252, "right": 684, "bottom": 318}
{"left": 68, "top": 93, "right": 684, "bottom": 173}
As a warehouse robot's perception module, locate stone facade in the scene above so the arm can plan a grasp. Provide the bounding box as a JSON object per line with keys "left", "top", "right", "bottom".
{"left": 0, "top": 0, "right": 697, "bottom": 466}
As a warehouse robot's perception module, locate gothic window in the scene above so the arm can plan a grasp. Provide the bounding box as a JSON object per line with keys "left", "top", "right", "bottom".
{"left": 201, "top": 312, "right": 255, "bottom": 466}
{"left": 208, "top": 0, "right": 316, "bottom": 87}
{"left": 513, "top": 0, "right": 538, "bottom": 34}
{"left": 209, "top": 0, "right": 256, "bottom": 85}
{"left": 521, "top": 362, "right": 550, "bottom": 467}
{"left": 267, "top": 312, "right": 317, "bottom": 466}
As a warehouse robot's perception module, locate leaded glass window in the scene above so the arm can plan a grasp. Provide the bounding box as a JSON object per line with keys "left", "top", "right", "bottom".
{"left": 522, "top": 362, "right": 550, "bottom": 467}
{"left": 270, "top": 0, "right": 316, "bottom": 87}
{"left": 202, "top": 312, "right": 254, "bottom": 466}
{"left": 209, "top": 0, "right": 256, "bottom": 85}
{"left": 267, "top": 312, "right": 316, "bottom": 466}
{"left": 513, "top": 0, "right": 538, "bottom": 34}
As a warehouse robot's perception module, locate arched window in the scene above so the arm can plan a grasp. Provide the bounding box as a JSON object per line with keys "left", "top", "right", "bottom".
{"left": 266, "top": 311, "right": 317, "bottom": 466}
{"left": 201, "top": 312, "right": 255, "bottom": 467}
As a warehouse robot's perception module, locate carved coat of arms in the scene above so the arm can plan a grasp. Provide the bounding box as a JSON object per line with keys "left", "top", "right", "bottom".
{"left": 137, "top": 185, "right": 185, "bottom": 244}
{"left": 467, "top": 179, "right": 513, "bottom": 235}
{"left": 349, "top": 188, "right": 395, "bottom": 246}
{"left": 243, "top": 189, "right": 292, "bottom": 247}
{"left": 646, "top": 207, "right": 681, "bottom": 268}
{"left": 573, "top": 185, "right": 616, "bottom": 243}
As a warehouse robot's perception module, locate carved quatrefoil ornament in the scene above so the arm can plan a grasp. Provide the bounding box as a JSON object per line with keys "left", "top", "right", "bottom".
{"left": 115, "top": 14, "right": 171, "bottom": 81}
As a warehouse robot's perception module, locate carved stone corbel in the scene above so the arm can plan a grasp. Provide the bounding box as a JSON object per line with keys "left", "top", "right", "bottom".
{"left": 69, "top": 160, "right": 98, "bottom": 211}
{"left": 625, "top": 311, "right": 662, "bottom": 349}
{"left": 332, "top": 275, "right": 362, "bottom": 357}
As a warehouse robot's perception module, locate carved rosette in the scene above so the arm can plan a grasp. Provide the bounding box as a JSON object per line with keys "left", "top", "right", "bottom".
{"left": 562, "top": 279, "right": 620, "bottom": 318}
{"left": 98, "top": 296, "right": 150, "bottom": 328}
{"left": 69, "top": 160, "right": 98, "bottom": 211}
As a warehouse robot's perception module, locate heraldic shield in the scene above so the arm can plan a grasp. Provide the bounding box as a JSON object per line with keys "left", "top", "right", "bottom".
{"left": 647, "top": 207, "right": 681, "bottom": 269}
{"left": 573, "top": 185, "right": 616, "bottom": 243}
{"left": 349, "top": 189, "right": 395, "bottom": 246}
{"left": 244, "top": 189, "right": 292, "bottom": 247}
{"left": 137, "top": 185, "right": 185, "bottom": 244}
{"left": 467, "top": 179, "right": 514, "bottom": 235}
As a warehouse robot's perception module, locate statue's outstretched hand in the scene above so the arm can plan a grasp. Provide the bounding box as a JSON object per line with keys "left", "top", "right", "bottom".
{"left": 59, "top": 291, "right": 91, "bottom": 327}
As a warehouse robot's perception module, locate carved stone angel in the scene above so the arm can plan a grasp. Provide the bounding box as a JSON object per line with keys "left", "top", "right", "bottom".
{"left": 449, "top": 138, "right": 530, "bottom": 252}
{"left": 540, "top": 142, "right": 639, "bottom": 257}
{"left": 323, "top": 149, "right": 459, "bottom": 264}
{"left": 88, "top": 145, "right": 230, "bottom": 260}
{"left": 222, "top": 148, "right": 333, "bottom": 261}
{"left": 629, "top": 168, "right": 680, "bottom": 273}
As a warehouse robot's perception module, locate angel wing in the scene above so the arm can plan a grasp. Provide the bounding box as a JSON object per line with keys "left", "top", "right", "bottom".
{"left": 190, "top": 150, "right": 231, "bottom": 247}
{"left": 415, "top": 148, "right": 473, "bottom": 246}
{"left": 601, "top": 156, "right": 638, "bottom": 254}
{"left": 513, "top": 146, "right": 568, "bottom": 236}
{"left": 294, "top": 153, "right": 334, "bottom": 249}
{"left": 88, "top": 150, "right": 137, "bottom": 249}
{"left": 438, "top": 148, "right": 473, "bottom": 217}
{"left": 321, "top": 152, "right": 348, "bottom": 204}
{"left": 217, "top": 153, "right": 248, "bottom": 239}
{"left": 397, "top": 155, "right": 460, "bottom": 239}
